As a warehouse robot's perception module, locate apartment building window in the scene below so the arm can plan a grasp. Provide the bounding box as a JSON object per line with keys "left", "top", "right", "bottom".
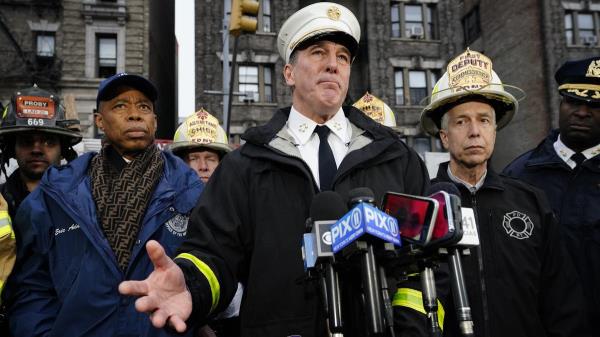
{"left": 237, "top": 64, "right": 274, "bottom": 103}
{"left": 260, "top": 0, "right": 272, "bottom": 33}
{"left": 263, "top": 66, "right": 273, "bottom": 102}
{"left": 463, "top": 6, "right": 481, "bottom": 46}
{"left": 564, "top": 10, "right": 599, "bottom": 46}
{"left": 394, "top": 68, "right": 439, "bottom": 106}
{"left": 97, "top": 34, "right": 117, "bottom": 78}
{"left": 394, "top": 70, "right": 404, "bottom": 105}
{"left": 36, "top": 32, "right": 55, "bottom": 57}
{"left": 409, "top": 70, "right": 427, "bottom": 105}
{"left": 390, "top": 1, "right": 438, "bottom": 39}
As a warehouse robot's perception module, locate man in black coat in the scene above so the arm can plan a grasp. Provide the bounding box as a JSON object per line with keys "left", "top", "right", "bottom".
{"left": 503, "top": 56, "right": 600, "bottom": 335}
{"left": 421, "top": 49, "right": 586, "bottom": 337}
{"left": 120, "top": 2, "right": 431, "bottom": 337}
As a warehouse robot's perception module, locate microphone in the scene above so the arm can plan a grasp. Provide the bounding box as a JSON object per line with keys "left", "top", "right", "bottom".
{"left": 427, "top": 182, "right": 475, "bottom": 337}
{"left": 331, "top": 187, "right": 401, "bottom": 335}
{"left": 302, "top": 191, "right": 348, "bottom": 334}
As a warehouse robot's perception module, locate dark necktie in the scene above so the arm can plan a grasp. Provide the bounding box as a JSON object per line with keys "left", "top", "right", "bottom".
{"left": 315, "top": 125, "right": 336, "bottom": 191}
{"left": 570, "top": 152, "right": 586, "bottom": 168}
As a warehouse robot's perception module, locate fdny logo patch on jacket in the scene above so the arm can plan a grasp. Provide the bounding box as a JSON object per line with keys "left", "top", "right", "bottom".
{"left": 165, "top": 214, "right": 188, "bottom": 237}
{"left": 502, "top": 211, "right": 534, "bottom": 239}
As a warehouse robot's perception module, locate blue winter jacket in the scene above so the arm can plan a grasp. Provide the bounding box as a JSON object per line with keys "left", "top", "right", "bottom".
{"left": 7, "top": 151, "right": 203, "bottom": 337}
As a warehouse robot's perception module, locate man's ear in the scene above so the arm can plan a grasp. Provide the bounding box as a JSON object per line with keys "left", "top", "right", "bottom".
{"left": 94, "top": 112, "right": 104, "bottom": 131}
{"left": 283, "top": 63, "right": 295, "bottom": 86}
{"left": 439, "top": 130, "right": 449, "bottom": 150}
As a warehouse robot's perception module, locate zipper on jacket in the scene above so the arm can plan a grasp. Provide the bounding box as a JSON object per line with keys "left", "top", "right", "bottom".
{"left": 559, "top": 165, "right": 585, "bottom": 225}
{"left": 470, "top": 192, "right": 490, "bottom": 337}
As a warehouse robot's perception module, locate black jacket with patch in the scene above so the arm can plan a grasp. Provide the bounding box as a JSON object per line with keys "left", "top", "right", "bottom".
{"left": 434, "top": 162, "right": 586, "bottom": 337}
{"left": 503, "top": 129, "right": 600, "bottom": 333}
{"left": 177, "top": 106, "right": 430, "bottom": 337}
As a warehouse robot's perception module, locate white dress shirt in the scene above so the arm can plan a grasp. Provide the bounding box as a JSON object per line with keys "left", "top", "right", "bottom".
{"left": 553, "top": 135, "right": 600, "bottom": 169}
{"left": 285, "top": 106, "right": 351, "bottom": 188}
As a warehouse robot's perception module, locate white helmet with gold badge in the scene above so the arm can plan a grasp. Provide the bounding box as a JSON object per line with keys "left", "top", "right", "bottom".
{"left": 170, "top": 108, "right": 232, "bottom": 157}
{"left": 420, "top": 48, "right": 524, "bottom": 136}
{"left": 353, "top": 92, "right": 397, "bottom": 127}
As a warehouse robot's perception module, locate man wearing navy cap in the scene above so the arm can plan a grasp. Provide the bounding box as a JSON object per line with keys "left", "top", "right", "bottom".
{"left": 6, "top": 73, "right": 203, "bottom": 337}
{"left": 504, "top": 57, "right": 600, "bottom": 333}
{"left": 120, "top": 3, "right": 429, "bottom": 336}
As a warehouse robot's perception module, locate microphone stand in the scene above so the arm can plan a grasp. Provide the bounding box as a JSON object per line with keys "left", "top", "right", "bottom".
{"left": 325, "top": 261, "right": 344, "bottom": 335}
{"left": 379, "top": 266, "right": 396, "bottom": 337}
{"left": 421, "top": 264, "right": 442, "bottom": 337}
{"left": 448, "top": 248, "right": 474, "bottom": 337}
{"left": 361, "top": 242, "right": 385, "bottom": 335}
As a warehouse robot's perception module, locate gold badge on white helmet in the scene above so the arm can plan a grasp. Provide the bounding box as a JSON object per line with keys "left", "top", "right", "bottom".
{"left": 420, "top": 48, "right": 525, "bottom": 136}
{"left": 353, "top": 92, "right": 396, "bottom": 128}
{"left": 170, "top": 108, "right": 232, "bottom": 155}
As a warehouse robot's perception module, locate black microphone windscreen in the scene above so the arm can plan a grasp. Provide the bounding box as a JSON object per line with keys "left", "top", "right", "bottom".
{"left": 427, "top": 182, "right": 460, "bottom": 197}
{"left": 310, "top": 191, "right": 348, "bottom": 221}
{"left": 347, "top": 187, "right": 375, "bottom": 207}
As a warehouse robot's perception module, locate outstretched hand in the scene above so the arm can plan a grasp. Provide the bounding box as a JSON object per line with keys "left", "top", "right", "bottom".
{"left": 119, "top": 240, "right": 193, "bottom": 333}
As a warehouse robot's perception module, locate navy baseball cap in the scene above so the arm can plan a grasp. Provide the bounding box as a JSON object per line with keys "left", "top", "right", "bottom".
{"left": 555, "top": 56, "right": 600, "bottom": 103}
{"left": 96, "top": 73, "right": 158, "bottom": 109}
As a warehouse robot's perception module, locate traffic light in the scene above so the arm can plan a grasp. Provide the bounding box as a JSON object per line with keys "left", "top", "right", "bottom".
{"left": 229, "top": 0, "right": 260, "bottom": 36}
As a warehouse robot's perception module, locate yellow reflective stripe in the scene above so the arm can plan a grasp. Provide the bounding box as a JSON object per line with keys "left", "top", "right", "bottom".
{"left": 175, "top": 253, "right": 220, "bottom": 313}
{"left": 0, "top": 210, "right": 11, "bottom": 224}
{"left": 0, "top": 225, "right": 11, "bottom": 238}
{"left": 393, "top": 288, "right": 445, "bottom": 329}
{"left": 0, "top": 211, "right": 14, "bottom": 239}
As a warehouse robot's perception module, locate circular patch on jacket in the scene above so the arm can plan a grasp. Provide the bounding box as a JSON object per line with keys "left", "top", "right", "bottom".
{"left": 165, "top": 214, "right": 189, "bottom": 237}
{"left": 502, "top": 211, "right": 533, "bottom": 240}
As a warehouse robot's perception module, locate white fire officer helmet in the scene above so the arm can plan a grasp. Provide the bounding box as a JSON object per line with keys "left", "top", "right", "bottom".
{"left": 353, "top": 92, "right": 397, "bottom": 127}
{"left": 277, "top": 2, "right": 361, "bottom": 64}
{"left": 420, "top": 48, "right": 523, "bottom": 136}
{"left": 170, "top": 108, "right": 232, "bottom": 157}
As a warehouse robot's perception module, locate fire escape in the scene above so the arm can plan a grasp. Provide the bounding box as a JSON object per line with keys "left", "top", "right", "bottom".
{"left": 0, "top": 0, "right": 63, "bottom": 90}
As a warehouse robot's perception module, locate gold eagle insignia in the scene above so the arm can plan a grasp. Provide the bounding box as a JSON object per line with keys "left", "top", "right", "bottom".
{"left": 327, "top": 6, "right": 341, "bottom": 21}
{"left": 586, "top": 60, "right": 600, "bottom": 78}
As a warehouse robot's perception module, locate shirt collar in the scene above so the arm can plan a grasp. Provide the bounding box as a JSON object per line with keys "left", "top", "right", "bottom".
{"left": 287, "top": 106, "right": 349, "bottom": 145}
{"left": 447, "top": 165, "right": 487, "bottom": 193}
{"left": 554, "top": 135, "right": 600, "bottom": 163}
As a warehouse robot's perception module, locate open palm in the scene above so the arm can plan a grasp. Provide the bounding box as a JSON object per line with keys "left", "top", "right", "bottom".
{"left": 119, "top": 240, "right": 193, "bottom": 333}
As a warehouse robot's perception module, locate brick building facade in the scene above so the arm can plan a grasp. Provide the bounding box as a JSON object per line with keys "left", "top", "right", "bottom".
{"left": 0, "top": 0, "right": 150, "bottom": 138}
{"left": 0, "top": 1, "right": 598, "bottom": 167}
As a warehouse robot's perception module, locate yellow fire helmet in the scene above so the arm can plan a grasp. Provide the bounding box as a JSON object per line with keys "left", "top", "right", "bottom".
{"left": 170, "top": 108, "right": 232, "bottom": 156}
{"left": 420, "top": 48, "right": 524, "bottom": 136}
{"left": 353, "top": 92, "right": 397, "bottom": 127}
